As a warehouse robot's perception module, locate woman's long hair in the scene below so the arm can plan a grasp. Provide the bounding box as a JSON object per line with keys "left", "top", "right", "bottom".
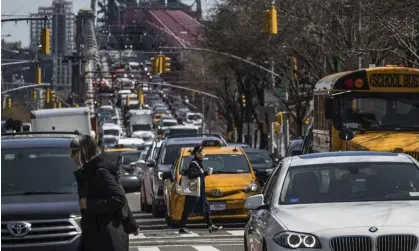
{"left": 70, "top": 135, "right": 100, "bottom": 166}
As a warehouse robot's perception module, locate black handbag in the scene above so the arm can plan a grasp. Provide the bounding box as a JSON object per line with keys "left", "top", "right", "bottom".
{"left": 120, "top": 200, "right": 138, "bottom": 234}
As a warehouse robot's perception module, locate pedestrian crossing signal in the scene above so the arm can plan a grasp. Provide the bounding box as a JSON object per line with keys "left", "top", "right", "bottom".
{"left": 32, "top": 90, "right": 37, "bottom": 101}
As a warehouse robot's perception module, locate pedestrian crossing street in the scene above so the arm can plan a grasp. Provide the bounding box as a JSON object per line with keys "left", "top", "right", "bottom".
{"left": 129, "top": 244, "right": 243, "bottom": 251}
{"left": 128, "top": 224, "right": 245, "bottom": 251}
{"left": 126, "top": 201, "right": 245, "bottom": 251}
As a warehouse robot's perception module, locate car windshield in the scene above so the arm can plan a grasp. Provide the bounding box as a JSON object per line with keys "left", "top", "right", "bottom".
{"left": 132, "top": 124, "right": 151, "bottom": 131}
{"left": 340, "top": 93, "right": 419, "bottom": 130}
{"left": 187, "top": 114, "right": 202, "bottom": 120}
{"left": 167, "top": 128, "right": 198, "bottom": 137}
{"left": 103, "top": 151, "right": 122, "bottom": 163}
{"left": 121, "top": 152, "right": 141, "bottom": 164}
{"left": 2, "top": 148, "right": 78, "bottom": 195}
{"left": 163, "top": 121, "right": 177, "bottom": 127}
{"left": 181, "top": 154, "right": 251, "bottom": 173}
{"left": 103, "top": 137, "right": 118, "bottom": 144}
{"left": 160, "top": 144, "right": 198, "bottom": 165}
{"left": 280, "top": 162, "right": 419, "bottom": 205}
{"left": 245, "top": 150, "right": 273, "bottom": 165}
{"left": 104, "top": 129, "right": 119, "bottom": 136}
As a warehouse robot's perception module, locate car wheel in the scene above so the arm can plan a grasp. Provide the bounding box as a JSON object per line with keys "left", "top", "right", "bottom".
{"left": 152, "top": 198, "right": 164, "bottom": 218}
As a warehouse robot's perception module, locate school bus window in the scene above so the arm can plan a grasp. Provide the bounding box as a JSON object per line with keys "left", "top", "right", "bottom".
{"left": 339, "top": 93, "right": 419, "bottom": 130}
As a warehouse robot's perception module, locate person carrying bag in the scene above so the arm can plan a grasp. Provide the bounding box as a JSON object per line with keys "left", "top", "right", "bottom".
{"left": 177, "top": 145, "right": 222, "bottom": 234}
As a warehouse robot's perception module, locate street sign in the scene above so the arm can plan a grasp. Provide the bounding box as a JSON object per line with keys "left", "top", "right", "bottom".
{"left": 257, "top": 106, "right": 277, "bottom": 124}
{"left": 264, "top": 91, "right": 278, "bottom": 107}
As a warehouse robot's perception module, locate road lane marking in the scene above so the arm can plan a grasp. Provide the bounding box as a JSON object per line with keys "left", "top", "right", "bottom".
{"left": 192, "top": 246, "right": 221, "bottom": 251}
{"left": 226, "top": 230, "right": 244, "bottom": 236}
{"left": 137, "top": 247, "right": 160, "bottom": 251}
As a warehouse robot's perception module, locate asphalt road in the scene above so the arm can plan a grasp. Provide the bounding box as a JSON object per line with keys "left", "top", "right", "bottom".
{"left": 126, "top": 193, "right": 245, "bottom": 251}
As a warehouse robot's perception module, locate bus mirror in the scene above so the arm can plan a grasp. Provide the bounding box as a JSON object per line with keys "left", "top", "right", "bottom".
{"left": 324, "top": 98, "right": 334, "bottom": 120}
{"left": 339, "top": 128, "right": 355, "bottom": 141}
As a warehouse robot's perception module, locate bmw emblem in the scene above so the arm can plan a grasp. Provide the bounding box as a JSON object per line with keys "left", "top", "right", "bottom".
{"left": 369, "top": 227, "right": 378, "bottom": 233}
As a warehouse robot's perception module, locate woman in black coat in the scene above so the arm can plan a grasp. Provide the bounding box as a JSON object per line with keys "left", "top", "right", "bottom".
{"left": 178, "top": 145, "right": 222, "bottom": 234}
{"left": 71, "top": 135, "right": 131, "bottom": 251}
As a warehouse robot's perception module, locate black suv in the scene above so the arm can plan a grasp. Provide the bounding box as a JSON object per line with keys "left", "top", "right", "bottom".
{"left": 1, "top": 132, "right": 82, "bottom": 251}
{"left": 143, "top": 134, "right": 227, "bottom": 217}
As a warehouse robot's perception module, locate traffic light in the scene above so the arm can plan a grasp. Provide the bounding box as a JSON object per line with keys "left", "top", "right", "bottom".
{"left": 151, "top": 56, "right": 162, "bottom": 74}
{"left": 264, "top": 5, "right": 278, "bottom": 35}
{"left": 163, "top": 57, "right": 171, "bottom": 72}
{"left": 40, "top": 28, "right": 50, "bottom": 55}
{"left": 7, "top": 97, "right": 12, "bottom": 109}
{"left": 276, "top": 112, "right": 283, "bottom": 125}
{"left": 158, "top": 56, "right": 164, "bottom": 73}
{"left": 274, "top": 122, "right": 281, "bottom": 136}
{"left": 46, "top": 88, "right": 51, "bottom": 103}
{"left": 241, "top": 95, "right": 246, "bottom": 108}
{"left": 137, "top": 88, "right": 144, "bottom": 105}
{"left": 32, "top": 90, "right": 37, "bottom": 101}
{"left": 35, "top": 66, "right": 42, "bottom": 85}
{"left": 126, "top": 95, "right": 130, "bottom": 105}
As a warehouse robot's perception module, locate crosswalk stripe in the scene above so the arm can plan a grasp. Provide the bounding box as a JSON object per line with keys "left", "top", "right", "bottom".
{"left": 137, "top": 247, "right": 160, "bottom": 251}
{"left": 192, "top": 246, "right": 221, "bottom": 251}
{"left": 176, "top": 231, "right": 200, "bottom": 237}
{"left": 130, "top": 233, "right": 146, "bottom": 239}
{"left": 226, "top": 230, "right": 244, "bottom": 236}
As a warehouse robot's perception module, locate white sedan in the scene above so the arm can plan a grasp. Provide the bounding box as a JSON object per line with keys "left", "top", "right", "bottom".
{"left": 244, "top": 151, "right": 419, "bottom": 251}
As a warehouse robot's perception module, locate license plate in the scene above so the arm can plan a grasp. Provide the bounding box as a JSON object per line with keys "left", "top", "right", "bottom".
{"left": 210, "top": 202, "right": 226, "bottom": 211}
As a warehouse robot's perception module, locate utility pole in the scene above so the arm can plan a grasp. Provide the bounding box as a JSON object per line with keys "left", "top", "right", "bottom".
{"left": 201, "top": 95, "right": 205, "bottom": 133}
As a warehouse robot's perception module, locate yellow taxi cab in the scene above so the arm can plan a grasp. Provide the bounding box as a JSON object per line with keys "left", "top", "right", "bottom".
{"left": 152, "top": 113, "right": 165, "bottom": 128}
{"left": 162, "top": 140, "right": 261, "bottom": 226}
{"left": 103, "top": 144, "right": 137, "bottom": 161}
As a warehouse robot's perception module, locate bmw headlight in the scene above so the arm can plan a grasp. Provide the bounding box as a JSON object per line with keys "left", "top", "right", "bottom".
{"left": 158, "top": 171, "right": 164, "bottom": 180}
{"left": 244, "top": 181, "right": 258, "bottom": 192}
{"left": 273, "top": 231, "right": 321, "bottom": 249}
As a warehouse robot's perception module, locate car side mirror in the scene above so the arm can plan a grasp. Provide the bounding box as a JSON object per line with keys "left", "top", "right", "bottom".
{"left": 245, "top": 194, "right": 266, "bottom": 210}
{"left": 146, "top": 159, "right": 156, "bottom": 167}
{"left": 255, "top": 169, "right": 267, "bottom": 177}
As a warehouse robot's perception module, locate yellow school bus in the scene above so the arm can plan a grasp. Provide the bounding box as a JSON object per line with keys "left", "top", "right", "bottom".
{"left": 306, "top": 66, "right": 419, "bottom": 160}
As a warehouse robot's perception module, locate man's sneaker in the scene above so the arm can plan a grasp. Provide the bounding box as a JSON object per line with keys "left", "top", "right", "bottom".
{"left": 208, "top": 225, "right": 223, "bottom": 233}
{"left": 179, "top": 228, "right": 192, "bottom": 234}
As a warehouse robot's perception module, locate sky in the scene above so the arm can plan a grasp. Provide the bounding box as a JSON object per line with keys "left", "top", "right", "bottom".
{"left": 1, "top": 0, "right": 214, "bottom": 47}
